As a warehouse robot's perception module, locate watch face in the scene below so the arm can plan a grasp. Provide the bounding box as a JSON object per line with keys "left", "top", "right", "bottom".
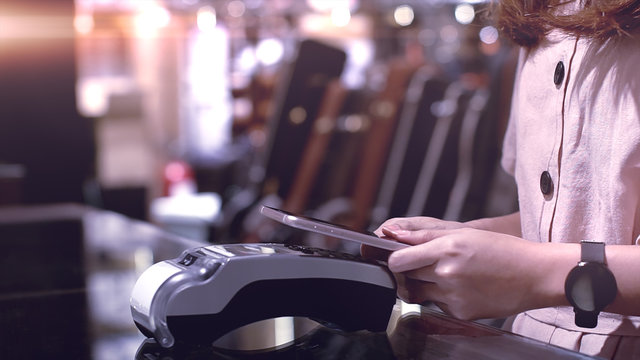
{"left": 565, "top": 262, "right": 617, "bottom": 312}
{"left": 566, "top": 267, "right": 596, "bottom": 311}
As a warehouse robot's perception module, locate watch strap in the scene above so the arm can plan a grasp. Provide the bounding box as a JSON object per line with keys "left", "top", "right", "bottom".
{"left": 581, "top": 240, "right": 605, "bottom": 263}
{"left": 574, "top": 310, "right": 599, "bottom": 329}
{"left": 568, "top": 241, "right": 617, "bottom": 329}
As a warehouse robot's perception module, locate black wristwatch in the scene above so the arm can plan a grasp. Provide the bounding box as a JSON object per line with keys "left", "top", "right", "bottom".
{"left": 564, "top": 241, "right": 618, "bottom": 328}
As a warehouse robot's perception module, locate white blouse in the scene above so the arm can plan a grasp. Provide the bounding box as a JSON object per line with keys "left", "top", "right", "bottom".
{"left": 501, "top": 28, "right": 640, "bottom": 357}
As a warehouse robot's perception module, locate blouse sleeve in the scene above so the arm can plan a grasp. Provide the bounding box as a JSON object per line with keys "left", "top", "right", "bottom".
{"left": 500, "top": 48, "right": 526, "bottom": 177}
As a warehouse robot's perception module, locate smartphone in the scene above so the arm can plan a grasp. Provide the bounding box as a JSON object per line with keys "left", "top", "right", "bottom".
{"left": 260, "top": 205, "right": 409, "bottom": 251}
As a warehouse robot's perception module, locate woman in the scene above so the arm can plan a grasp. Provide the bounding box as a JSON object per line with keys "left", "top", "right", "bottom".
{"left": 374, "top": 1, "right": 640, "bottom": 357}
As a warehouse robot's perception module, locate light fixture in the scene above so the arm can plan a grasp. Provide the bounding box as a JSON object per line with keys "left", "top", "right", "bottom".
{"left": 454, "top": 3, "right": 475, "bottom": 25}
{"left": 197, "top": 6, "right": 217, "bottom": 33}
{"left": 134, "top": 4, "right": 171, "bottom": 35}
{"left": 331, "top": 6, "right": 351, "bottom": 27}
{"left": 256, "top": 38, "right": 285, "bottom": 66}
{"left": 393, "top": 5, "right": 414, "bottom": 27}
{"left": 479, "top": 25, "right": 499, "bottom": 44}
{"left": 306, "top": 0, "right": 358, "bottom": 13}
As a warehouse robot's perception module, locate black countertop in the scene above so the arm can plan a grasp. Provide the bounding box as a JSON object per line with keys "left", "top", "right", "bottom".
{"left": 0, "top": 204, "right": 597, "bottom": 359}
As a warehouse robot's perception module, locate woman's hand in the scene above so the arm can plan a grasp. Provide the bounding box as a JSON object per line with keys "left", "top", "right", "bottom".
{"left": 373, "top": 216, "right": 467, "bottom": 239}
{"left": 361, "top": 217, "right": 466, "bottom": 260}
{"left": 373, "top": 212, "right": 522, "bottom": 241}
{"left": 384, "top": 227, "right": 572, "bottom": 321}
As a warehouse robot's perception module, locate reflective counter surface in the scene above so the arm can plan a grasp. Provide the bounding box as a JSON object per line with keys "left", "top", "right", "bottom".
{"left": 0, "top": 204, "right": 598, "bottom": 359}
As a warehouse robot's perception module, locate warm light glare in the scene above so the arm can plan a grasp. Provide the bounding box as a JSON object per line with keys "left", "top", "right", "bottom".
{"left": 135, "top": 5, "right": 171, "bottom": 35}
{"left": 331, "top": 6, "right": 351, "bottom": 27}
{"left": 0, "top": 15, "right": 73, "bottom": 39}
{"left": 77, "top": 79, "right": 108, "bottom": 117}
{"left": 454, "top": 4, "right": 475, "bottom": 25}
{"left": 393, "top": 5, "right": 415, "bottom": 27}
{"left": 344, "top": 114, "right": 365, "bottom": 132}
{"left": 187, "top": 27, "right": 232, "bottom": 155}
{"left": 307, "top": 0, "right": 358, "bottom": 13}
{"left": 197, "top": 6, "right": 217, "bottom": 33}
{"left": 74, "top": 14, "right": 94, "bottom": 34}
{"left": 237, "top": 46, "right": 258, "bottom": 72}
{"left": 256, "top": 38, "right": 284, "bottom": 66}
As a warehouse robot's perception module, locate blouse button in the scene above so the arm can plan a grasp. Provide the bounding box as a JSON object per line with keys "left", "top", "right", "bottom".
{"left": 554, "top": 61, "right": 565, "bottom": 86}
{"left": 540, "top": 171, "right": 553, "bottom": 196}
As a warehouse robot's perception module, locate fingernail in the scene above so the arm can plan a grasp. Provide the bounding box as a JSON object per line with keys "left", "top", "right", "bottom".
{"left": 383, "top": 227, "right": 409, "bottom": 237}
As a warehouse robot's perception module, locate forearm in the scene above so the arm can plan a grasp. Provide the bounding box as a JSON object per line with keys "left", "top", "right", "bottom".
{"left": 384, "top": 224, "right": 640, "bottom": 320}
{"left": 604, "top": 245, "right": 640, "bottom": 316}
{"left": 464, "top": 212, "right": 522, "bottom": 238}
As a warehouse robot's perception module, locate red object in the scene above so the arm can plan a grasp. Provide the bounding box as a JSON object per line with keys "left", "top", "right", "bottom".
{"left": 163, "top": 161, "right": 196, "bottom": 196}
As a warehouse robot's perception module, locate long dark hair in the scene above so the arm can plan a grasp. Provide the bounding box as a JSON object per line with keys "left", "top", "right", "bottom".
{"left": 495, "top": 0, "right": 640, "bottom": 47}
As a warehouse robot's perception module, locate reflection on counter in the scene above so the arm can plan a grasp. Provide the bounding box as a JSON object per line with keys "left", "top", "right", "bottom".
{"left": 136, "top": 325, "right": 394, "bottom": 360}
{"left": 0, "top": 205, "right": 597, "bottom": 359}
{"left": 134, "top": 302, "right": 596, "bottom": 360}
{"left": 0, "top": 204, "right": 202, "bottom": 360}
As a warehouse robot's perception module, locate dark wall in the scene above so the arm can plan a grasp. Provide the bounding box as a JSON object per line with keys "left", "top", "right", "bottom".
{"left": 0, "top": 0, "right": 94, "bottom": 204}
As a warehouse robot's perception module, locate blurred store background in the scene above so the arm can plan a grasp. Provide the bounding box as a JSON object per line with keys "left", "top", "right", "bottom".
{"left": 0, "top": 1, "right": 522, "bottom": 357}
{"left": 0, "top": 0, "right": 518, "bottom": 249}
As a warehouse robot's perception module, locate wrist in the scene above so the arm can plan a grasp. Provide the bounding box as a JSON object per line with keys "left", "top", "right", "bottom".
{"left": 526, "top": 242, "right": 579, "bottom": 310}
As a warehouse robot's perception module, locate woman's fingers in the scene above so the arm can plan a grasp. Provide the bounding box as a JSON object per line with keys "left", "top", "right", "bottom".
{"left": 387, "top": 239, "right": 444, "bottom": 273}
{"left": 382, "top": 226, "right": 454, "bottom": 246}
{"left": 374, "top": 216, "right": 454, "bottom": 236}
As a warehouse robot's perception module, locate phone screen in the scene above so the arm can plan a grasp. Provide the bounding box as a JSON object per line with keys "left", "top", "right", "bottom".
{"left": 260, "top": 205, "right": 409, "bottom": 251}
